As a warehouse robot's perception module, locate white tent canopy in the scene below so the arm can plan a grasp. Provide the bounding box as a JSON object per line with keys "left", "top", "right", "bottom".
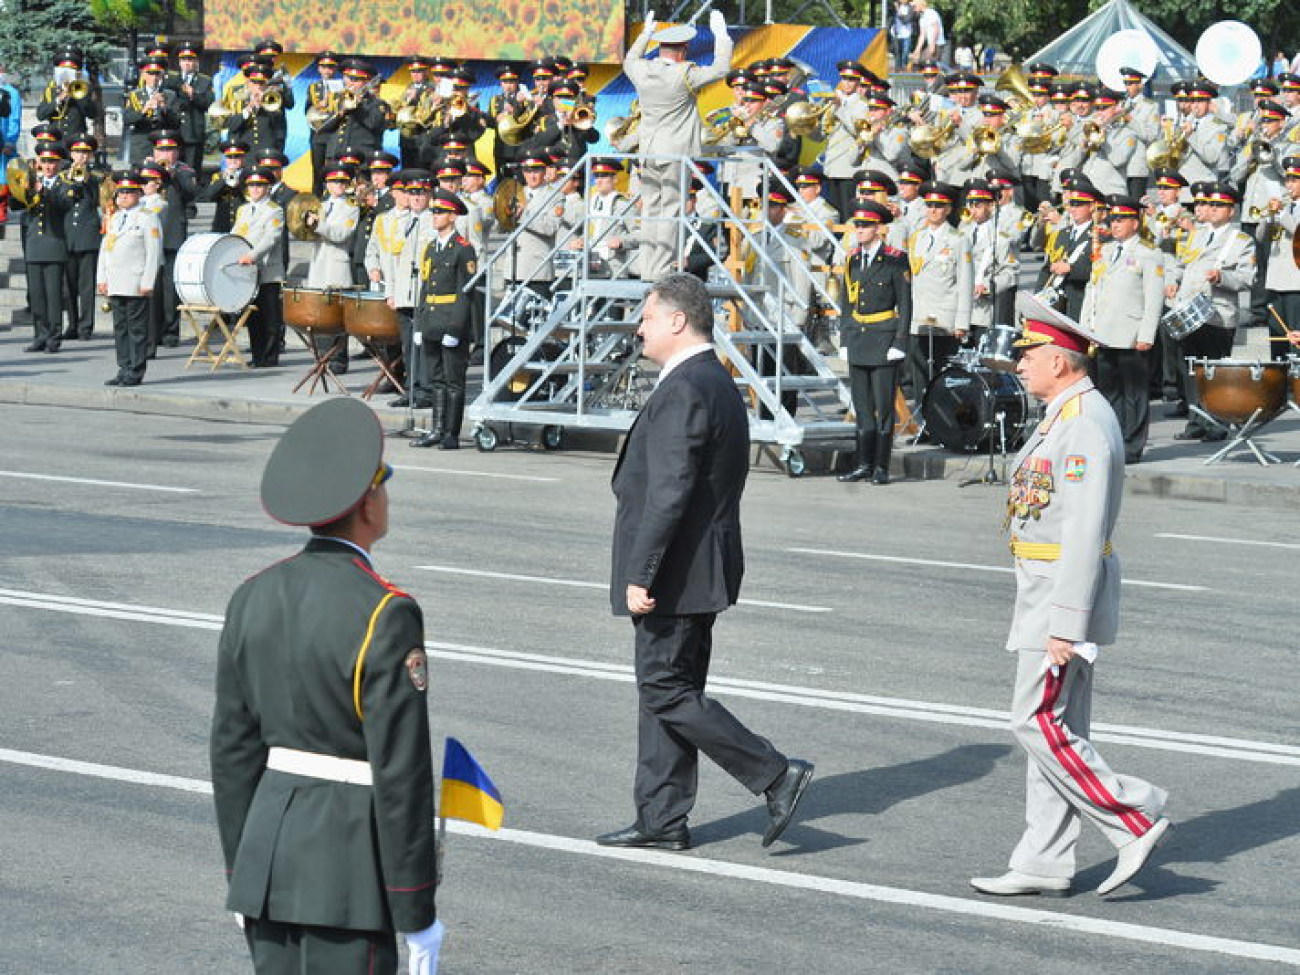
{"left": 1025, "top": 0, "right": 1197, "bottom": 82}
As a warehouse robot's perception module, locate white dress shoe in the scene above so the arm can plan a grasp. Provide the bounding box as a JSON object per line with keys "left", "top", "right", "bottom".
{"left": 1097, "top": 817, "right": 1171, "bottom": 895}
{"left": 970, "top": 871, "right": 1072, "bottom": 897}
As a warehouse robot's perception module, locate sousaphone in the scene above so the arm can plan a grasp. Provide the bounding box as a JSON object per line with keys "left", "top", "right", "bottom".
{"left": 1196, "top": 21, "right": 1262, "bottom": 87}
{"left": 1094, "top": 29, "right": 1161, "bottom": 92}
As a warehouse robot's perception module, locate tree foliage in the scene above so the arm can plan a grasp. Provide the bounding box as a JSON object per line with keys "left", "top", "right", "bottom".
{"left": 0, "top": 0, "right": 117, "bottom": 79}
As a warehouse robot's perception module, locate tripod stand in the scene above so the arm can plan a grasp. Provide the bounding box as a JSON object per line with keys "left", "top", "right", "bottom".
{"left": 959, "top": 407, "right": 1011, "bottom": 487}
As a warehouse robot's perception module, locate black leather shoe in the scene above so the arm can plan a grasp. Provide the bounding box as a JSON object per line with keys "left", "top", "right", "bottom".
{"left": 439, "top": 435, "right": 460, "bottom": 450}
{"left": 1173, "top": 426, "right": 1204, "bottom": 442}
{"left": 44, "top": 343, "right": 61, "bottom": 354}
{"left": 23, "top": 342, "right": 45, "bottom": 353}
{"left": 837, "top": 465, "right": 872, "bottom": 483}
{"left": 104, "top": 376, "right": 123, "bottom": 386}
{"left": 762, "top": 759, "right": 814, "bottom": 848}
{"left": 595, "top": 825, "right": 691, "bottom": 851}
{"left": 409, "top": 433, "right": 439, "bottom": 448}
{"left": 119, "top": 376, "right": 142, "bottom": 387}
{"left": 1202, "top": 430, "right": 1226, "bottom": 442}
{"left": 61, "top": 328, "right": 78, "bottom": 340}
{"left": 388, "top": 395, "right": 411, "bottom": 408}
{"left": 872, "top": 466, "right": 891, "bottom": 485}
{"left": 160, "top": 335, "right": 179, "bottom": 348}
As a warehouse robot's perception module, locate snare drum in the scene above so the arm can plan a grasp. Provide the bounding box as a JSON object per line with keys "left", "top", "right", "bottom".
{"left": 1160, "top": 292, "right": 1215, "bottom": 341}
{"left": 1188, "top": 358, "right": 1288, "bottom": 426}
{"left": 174, "top": 233, "right": 258, "bottom": 314}
{"left": 282, "top": 286, "right": 345, "bottom": 331}
{"left": 342, "top": 292, "right": 400, "bottom": 344}
{"left": 977, "top": 323, "right": 1019, "bottom": 373}
{"left": 922, "top": 364, "right": 1032, "bottom": 453}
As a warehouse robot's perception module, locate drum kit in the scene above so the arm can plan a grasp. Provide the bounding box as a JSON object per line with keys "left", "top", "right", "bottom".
{"left": 919, "top": 325, "right": 1036, "bottom": 483}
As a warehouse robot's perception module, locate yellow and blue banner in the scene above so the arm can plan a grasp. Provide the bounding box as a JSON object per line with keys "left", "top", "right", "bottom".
{"left": 440, "top": 737, "right": 503, "bottom": 830}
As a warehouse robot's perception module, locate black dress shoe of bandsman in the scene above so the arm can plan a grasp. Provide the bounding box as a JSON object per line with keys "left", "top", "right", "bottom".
{"left": 45, "top": 344, "right": 61, "bottom": 353}
{"left": 872, "top": 466, "right": 891, "bottom": 485}
{"left": 595, "top": 825, "right": 691, "bottom": 851}
{"left": 439, "top": 435, "right": 460, "bottom": 450}
{"left": 104, "top": 376, "right": 123, "bottom": 386}
{"left": 837, "top": 465, "right": 872, "bottom": 483}
{"left": 119, "top": 376, "right": 142, "bottom": 387}
{"left": 409, "top": 433, "right": 439, "bottom": 448}
{"left": 24, "top": 342, "right": 45, "bottom": 352}
{"left": 1173, "top": 426, "right": 1204, "bottom": 442}
{"left": 763, "top": 758, "right": 814, "bottom": 848}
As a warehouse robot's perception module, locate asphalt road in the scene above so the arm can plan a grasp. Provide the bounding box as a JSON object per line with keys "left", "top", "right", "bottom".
{"left": 2, "top": 403, "right": 1298, "bottom": 974}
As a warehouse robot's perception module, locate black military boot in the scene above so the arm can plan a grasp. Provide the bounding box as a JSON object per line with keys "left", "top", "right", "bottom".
{"left": 873, "top": 429, "right": 893, "bottom": 485}
{"left": 837, "top": 430, "right": 877, "bottom": 483}
{"left": 410, "top": 389, "right": 448, "bottom": 449}
{"left": 440, "top": 390, "right": 464, "bottom": 449}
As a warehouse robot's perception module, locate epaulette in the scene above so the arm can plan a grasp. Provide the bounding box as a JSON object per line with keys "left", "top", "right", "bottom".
{"left": 454, "top": 234, "right": 469, "bottom": 246}
{"left": 352, "top": 557, "right": 411, "bottom": 598}
{"left": 1059, "top": 393, "right": 1083, "bottom": 422}
{"left": 883, "top": 245, "right": 905, "bottom": 258}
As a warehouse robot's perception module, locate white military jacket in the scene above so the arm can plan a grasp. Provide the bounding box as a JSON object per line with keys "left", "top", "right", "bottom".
{"left": 1080, "top": 236, "right": 1165, "bottom": 347}
{"left": 306, "top": 196, "right": 359, "bottom": 290}
{"left": 907, "top": 220, "right": 973, "bottom": 335}
{"left": 96, "top": 204, "right": 162, "bottom": 297}
{"left": 1168, "top": 222, "right": 1256, "bottom": 331}
{"left": 1261, "top": 198, "right": 1300, "bottom": 292}
{"left": 232, "top": 198, "right": 286, "bottom": 284}
{"left": 1004, "top": 377, "right": 1123, "bottom": 651}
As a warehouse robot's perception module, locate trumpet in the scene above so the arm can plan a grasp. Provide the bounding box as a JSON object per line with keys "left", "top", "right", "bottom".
{"left": 61, "top": 80, "right": 91, "bottom": 103}
{"left": 65, "top": 162, "right": 89, "bottom": 184}
{"left": 908, "top": 114, "right": 956, "bottom": 159}
{"left": 1081, "top": 120, "right": 1106, "bottom": 155}
{"left": 967, "top": 124, "right": 1001, "bottom": 159}
{"left": 260, "top": 88, "right": 283, "bottom": 113}
{"left": 572, "top": 103, "right": 596, "bottom": 131}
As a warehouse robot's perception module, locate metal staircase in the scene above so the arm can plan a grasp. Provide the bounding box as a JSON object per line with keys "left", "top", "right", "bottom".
{"left": 466, "top": 152, "right": 855, "bottom": 475}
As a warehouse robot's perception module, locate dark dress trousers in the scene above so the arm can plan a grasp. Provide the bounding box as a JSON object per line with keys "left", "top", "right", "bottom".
{"left": 61, "top": 169, "right": 104, "bottom": 338}
{"left": 841, "top": 243, "right": 912, "bottom": 439}
{"left": 610, "top": 349, "right": 786, "bottom": 833}
{"left": 211, "top": 538, "right": 437, "bottom": 973}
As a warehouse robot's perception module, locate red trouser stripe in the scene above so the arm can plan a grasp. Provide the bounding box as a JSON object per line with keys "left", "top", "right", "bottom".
{"left": 1035, "top": 666, "right": 1153, "bottom": 837}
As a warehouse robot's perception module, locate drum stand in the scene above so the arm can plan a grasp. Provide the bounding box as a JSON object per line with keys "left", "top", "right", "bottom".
{"left": 181, "top": 303, "right": 256, "bottom": 372}
{"left": 959, "top": 408, "right": 1011, "bottom": 487}
{"left": 1190, "top": 406, "right": 1281, "bottom": 466}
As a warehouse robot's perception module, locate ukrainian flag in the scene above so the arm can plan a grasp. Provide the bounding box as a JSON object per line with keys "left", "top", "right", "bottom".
{"left": 440, "top": 737, "right": 503, "bottom": 830}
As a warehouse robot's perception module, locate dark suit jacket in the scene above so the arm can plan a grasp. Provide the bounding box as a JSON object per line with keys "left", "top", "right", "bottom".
{"left": 211, "top": 538, "right": 437, "bottom": 933}
{"left": 610, "top": 349, "right": 747, "bottom": 617}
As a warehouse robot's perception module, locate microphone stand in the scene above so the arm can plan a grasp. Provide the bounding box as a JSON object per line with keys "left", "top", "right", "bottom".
{"left": 959, "top": 198, "right": 1011, "bottom": 487}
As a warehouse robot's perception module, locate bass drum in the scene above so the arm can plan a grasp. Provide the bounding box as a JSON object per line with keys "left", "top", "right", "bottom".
{"left": 922, "top": 365, "right": 1031, "bottom": 453}
{"left": 488, "top": 334, "right": 564, "bottom": 402}
{"left": 174, "top": 233, "right": 258, "bottom": 314}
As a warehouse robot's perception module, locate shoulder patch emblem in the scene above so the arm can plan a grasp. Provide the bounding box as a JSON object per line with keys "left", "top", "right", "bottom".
{"left": 405, "top": 648, "right": 428, "bottom": 691}
{"left": 466, "top": 260, "right": 476, "bottom": 274}
{"left": 1064, "top": 455, "right": 1087, "bottom": 481}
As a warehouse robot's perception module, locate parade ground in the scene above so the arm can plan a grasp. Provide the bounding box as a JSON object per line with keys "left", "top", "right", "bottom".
{"left": 2, "top": 366, "right": 1298, "bottom": 971}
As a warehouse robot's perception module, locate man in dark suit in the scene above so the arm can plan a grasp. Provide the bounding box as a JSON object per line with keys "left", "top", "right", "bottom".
{"left": 212, "top": 397, "right": 443, "bottom": 974}
{"left": 598, "top": 273, "right": 814, "bottom": 852}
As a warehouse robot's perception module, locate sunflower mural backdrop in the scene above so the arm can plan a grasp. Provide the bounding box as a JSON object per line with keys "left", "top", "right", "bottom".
{"left": 205, "top": 0, "right": 625, "bottom": 61}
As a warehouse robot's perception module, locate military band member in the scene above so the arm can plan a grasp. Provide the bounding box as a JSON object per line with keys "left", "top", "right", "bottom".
{"left": 505, "top": 152, "right": 562, "bottom": 294}
{"left": 1057, "top": 88, "right": 1135, "bottom": 197}
{"left": 410, "top": 190, "right": 477, "bottom": 450}
{"left": 837, "top": 202, "right": 911, "bottom": 484}
{"left": 1031, "top": 181, "right": 1103, "bottom": 320}
{"left": 715, "top": 83, "right": 790, "bottom": 201}
{"left": 488, "top": 64, "right": 528, "bottom": 177}
{"left": 395, "top": 56, "right": 437, "bottom": 169}
{"left": 60, "top": 135, "right": 104, "bottom": 341}
{"left": 98, "top": 173, "right": 161, "bottom": 387}
{"left": 624, "top": 10, "right": 733, "bottom": 280}
{"left": 887, "top": 162, "right": 929, "bottom": 250}
{"left": 1019, "top": 74, "right": 1060, "bottom": 213}
{"left": 1078, "top": 196, "right": 1164, "bottom": 463}
{"left": 549, "top": 83, "right": 600, "bottom": 170}
{"left": 944, "top": 72, "right": 984, "bottom": 135}
{"left": 378, "top": 171, "right": 436, "bottom": 408}
{"left": 306, "top": 52, "right": 344, "bottom": 193}
{"left": 212, "top": 398, "right": 442, "bottom": 975}
{"left": 356, "top": 150, "right": 398, "bottom": 287}
{"left": 1118, "top": 67, "right": 1160, "bottom": 200}
{"left": 233, "top": 167, "right": 288, "bottom": 367}
{"left": 20, "top": 144, "right": 78, "bottom": 353}
{"left": 37, "top": 49, "right": 100, "bottom": 139}
{"left": 322, "top": 58, "right": 390, "bottom": 161}
{"left": 1166, "top": 183, "right": 1256, "bottom": 440}
{"left": 937, "top": 93, "right": 1020, "bottom": 188}
{"left": 971, "top": 292, "right": 1170, "bottom": 900}
{"left": 906, "top": 182, "right": 971, "bottom": 402}
{"left": 123, "top": 58, "right": 180, "bottom": 164}
{"left": 1177, "top": 81, "right": 1230, "bottom": 186}
{"left": 201, "top": 140, "right": 249, "bottom": 234}
{"left": 818, "top": 61, "right": 869, "bottom": 219}
{"left": 855, "top": 92, "right": 909, "bottom": 183}
{"left": 253, "top": 38, "right": 297, "bottom": 113}
{"left": 1260, "top": 159, "right": 1300, "bottom": 358}
{"left": 305, "top": 165, "right": 361, "bottom": 373}
{"left": 963, "top": 179, "right": 1018, "bottom": 337}
{"left": 585, "top": 157, "right": 633, "bottom": 274}
{"left": 426, "top": 68, "right": 489, "bottom": 162}
{"left": 169, "top": 43, "right": 214, "bottom": 172}
{"left": 227, "top": 62, "right": 287, "bottom": 156}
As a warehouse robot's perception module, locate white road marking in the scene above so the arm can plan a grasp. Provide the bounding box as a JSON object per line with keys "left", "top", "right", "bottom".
{"left": 3, "top": 746, "right": 1298, "bottom": 967}
{"left": 4, "top": 589, "right": 1295, "bottom": 767}
{"left": 788, "top": 547, "right": 1210, "bottom": 593}
{"left": 0, "top": 470, "right": 199, "bottom": 494}
{"left": 1156, "top": 533, "right": 1300, "bottom": 551}
{"left": 412, "top": 564, "right": 834, "bottom": 613}
{"left": 391, "top": 464, "right": 560, "bottom": 484}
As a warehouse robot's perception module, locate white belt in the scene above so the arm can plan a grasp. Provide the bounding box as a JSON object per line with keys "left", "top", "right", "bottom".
{"left": 266, "top": 746, "right": 373, "bottom": 786}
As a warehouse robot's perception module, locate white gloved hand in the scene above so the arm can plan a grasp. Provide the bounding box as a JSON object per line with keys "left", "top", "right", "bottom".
{"left": 441, "top": 334, "right": 460, "bottom": 348}
{"left": 886, "top": 346, "right": 906, "bottom": 362}
{"left": 644, "top": 10, "right": 656, "bottom": 31}
{"left": 404, "top": 920, "right": 445, "bottom": 975}
{"left": 708, "top": 9, "right": 726, "bottom": 34}
{"left": 232, "top": 912, "right": 246, "bottom": 930}
{"left": 412, "top": 331, "right": 424, "bottom": 347}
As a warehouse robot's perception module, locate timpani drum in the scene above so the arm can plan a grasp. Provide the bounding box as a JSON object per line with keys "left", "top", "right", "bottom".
{"left": 1188, "top": 358, "right": 1288, "bottom": 427}
{"left": 283, "top": 286, "right": 345, "bottom": 332}
{"left": 174, "top": 233, "right": 258, "bottom": 314}
{"left": 342, "top": 291, "right": 400, "bottom": 344}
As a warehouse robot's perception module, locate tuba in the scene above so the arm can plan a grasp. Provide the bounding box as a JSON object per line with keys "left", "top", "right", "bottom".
{"left": 605, "top": 100, "right": 641, "bottom": 148}
{"left": 908, "top": 114, "right": 956, "bottom": 159}
{"left": 784, "top": 97, "right": 835, "bottom": 139}
{"left": 1195, "top": 22, "right": 1262, "bottom": 88}
{"left": 993, "top": 65, "right": 1034, "bottom": 114}
{"left": 499, "top": 102, "right": 539, "bottom": 146}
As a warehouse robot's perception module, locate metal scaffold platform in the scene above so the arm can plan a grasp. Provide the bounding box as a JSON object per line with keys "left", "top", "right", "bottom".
{"left": 466, "top": 152, "right": 856, "bottom": 475}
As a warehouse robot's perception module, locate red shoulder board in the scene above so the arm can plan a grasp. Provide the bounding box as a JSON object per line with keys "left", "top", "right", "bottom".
{"left": 849, "top": 245, "right": 861, "bottom": 257}
{"left": 883, "top": 245, "right": 904, "bottom": 258}
{"left": 454, "top": 234, "right": 469, "bottom": 246}
{"left": 353, "top": 557, "right": 411, "bottom": 598}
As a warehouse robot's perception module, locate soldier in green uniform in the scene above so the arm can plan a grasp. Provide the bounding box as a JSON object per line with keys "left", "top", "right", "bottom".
{"left": 212, "top": 397, "right": 443, "bottom": 975}
{"left": 411, "top": 189, "right": 477, "bottom": 450}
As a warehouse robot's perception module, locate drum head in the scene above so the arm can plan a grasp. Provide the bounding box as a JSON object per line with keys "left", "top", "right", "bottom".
{"left": 174, "top": 233, "right": 257, "bottom": 314}
{"left": 922, "top": 366, "right": 1029, "bottom": 453}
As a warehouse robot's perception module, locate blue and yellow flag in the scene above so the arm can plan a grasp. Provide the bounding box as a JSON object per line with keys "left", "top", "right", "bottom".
{"left": 440, "top": 737, "right": 503, "bottom": 830}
